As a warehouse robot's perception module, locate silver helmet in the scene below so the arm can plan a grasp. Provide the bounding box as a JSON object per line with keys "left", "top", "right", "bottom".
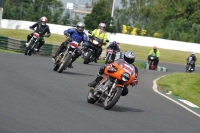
{"left": 76, "top": 22, "right": 85, "bottom": 33}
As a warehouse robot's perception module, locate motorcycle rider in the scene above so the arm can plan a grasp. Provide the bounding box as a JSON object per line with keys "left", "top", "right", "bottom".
{"left": 52, "top": 22, "right": 88, "bottom": 68}
{"left": 105, "top": 41, "right": 120, "bottom": 60}
{"left": 85, "top": 22, "right": 108, "bottom": 63}
{"left": 186, "top": 52, "right": 197, "bottom": 71}
{"left": 25, "top": 16, "right": 51, "bottom": 52}
{"left": 88, "top": 51, "right": 138, "bottom": 96}
{"left": 148, "top": 46, "right": 160, "bottom": 68}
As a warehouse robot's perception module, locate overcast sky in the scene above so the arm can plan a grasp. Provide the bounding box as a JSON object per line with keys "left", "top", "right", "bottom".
{"left": 61, "top": 0, "right": 122, "bottom": 9}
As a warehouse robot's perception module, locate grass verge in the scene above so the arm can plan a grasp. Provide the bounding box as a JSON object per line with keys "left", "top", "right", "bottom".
{"left": 0, "top": 28, "right": 65, "bottom": 45}
{"left": 157, "top": 73, "right": 200, "bottom": 107}
{"left": 1, "top": 28, "right": 200, "bottom": 65}
{"left": 0, "top": 48, "right": 20, "bottom": 54}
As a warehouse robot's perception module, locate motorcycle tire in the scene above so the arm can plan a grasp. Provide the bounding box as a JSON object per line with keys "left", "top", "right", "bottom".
{"left": 87, "top": 89, "right": 97, "bottom": 104}
{"left": 83, "top": 51, "right": 92, "bottom": 64}
{"left": 53, "top": 64, "right": 60, "bottom": 71}
{"left": 58, "top": 53, "right": 72, "bottom": 73}
{"left": 186, "top": 65, "right": 189, "bottom": 72}
{"left": 25, "top": 43, "right": 32, "bottom": 56}
{"left": 148, "top": 61, "right": 152, "bottom": 69}
{"left": 105, "top": 54, "right": 110, "bottom": 64}
{"left": 104, "top": 86, "right": 123, "bottom": 110}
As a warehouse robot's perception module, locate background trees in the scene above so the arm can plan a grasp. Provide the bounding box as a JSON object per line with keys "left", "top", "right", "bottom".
{"left": 84, "top": 0, "right": 116, "bottom": 33}
{"left": 2, "top": 0, "right": 200, "bottom": 43}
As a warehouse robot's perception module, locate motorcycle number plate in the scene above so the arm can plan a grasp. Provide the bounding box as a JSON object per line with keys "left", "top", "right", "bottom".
{"left": 85, "top": 52, "right": 88, "bottom": 56}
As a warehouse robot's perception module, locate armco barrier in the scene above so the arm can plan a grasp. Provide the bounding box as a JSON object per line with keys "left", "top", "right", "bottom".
{"left": 0, "top": 36, "right": 120, "bottom": 58}
{"left": 2, "top": 19, "right": 200, "bottom": 53}
{"left": 0, "top": 36, "right": 56, "bottom": 56}
{"left": 0, "top": 36, "right": 8, "bottom": 50}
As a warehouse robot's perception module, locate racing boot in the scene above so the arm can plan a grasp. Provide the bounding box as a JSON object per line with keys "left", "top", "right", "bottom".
{"left": 52, "top": 47, "right": 62, "bottom": 59}
{"left": 88, "top": 73, "right": 103, "bottom": 87}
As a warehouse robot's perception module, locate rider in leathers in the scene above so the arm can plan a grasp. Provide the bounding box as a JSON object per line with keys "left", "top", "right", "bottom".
{"left": 186, "top": 52, "right": 197, "bottom": 71}
{"left": 26, "top": 16, "right": 51, "bottom": 52}
{"left": 52, "top": 22, "right": 88, "bottom": 68}
{"left": 88, "top": 51, "right": 138, "bottom": 96}
{"left": 84, "top": 22, "right": 108, "bottom": 63}
{"left": 106, "top": 41, "right": 120, "bottom": 61}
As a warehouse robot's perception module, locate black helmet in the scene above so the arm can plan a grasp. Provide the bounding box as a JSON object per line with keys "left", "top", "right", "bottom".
{"left": 124, "top": 51, "right": 135, "bottom": 64}
{"left": 76, "top": 22, "right": 85, "bottom": 33}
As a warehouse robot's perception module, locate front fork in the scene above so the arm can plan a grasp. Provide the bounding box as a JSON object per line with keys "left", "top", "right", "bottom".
{"left": 108, "top": 79, "right": 124, "bottom": 97}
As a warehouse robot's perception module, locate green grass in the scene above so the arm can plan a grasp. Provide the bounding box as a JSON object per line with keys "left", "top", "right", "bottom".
{"left": 1, "top": 28, "right": 200, "bottom": 65}
{"left": 0, "top": 48, "right": 20, "bottom": 54}
{"left": 157, "top": 73, "right": 200, "bottom": 107}
{"left": 0, "top": 28, "right": 65, "bottom": 45}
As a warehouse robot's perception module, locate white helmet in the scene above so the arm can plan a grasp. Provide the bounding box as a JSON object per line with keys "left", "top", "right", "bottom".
{"left": 191, "top": 52, "right": 195, "bottom": 55}
{"left": 124, "top": 51, "right": 135, "bottom": 64}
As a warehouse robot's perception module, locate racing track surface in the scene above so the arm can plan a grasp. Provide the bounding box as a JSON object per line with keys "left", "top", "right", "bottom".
{"left": 0, "top": 53, "right": 200, "bottom": 133}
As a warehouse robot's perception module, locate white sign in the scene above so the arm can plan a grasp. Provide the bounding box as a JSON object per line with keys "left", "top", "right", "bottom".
{"left": 66, "top": 3, "right": 74, "bottom": 9}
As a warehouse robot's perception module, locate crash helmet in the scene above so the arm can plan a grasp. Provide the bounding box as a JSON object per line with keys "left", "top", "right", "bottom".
{"left": 40, "top": 16, "right": 47, "bottom": 25}
{"left": 112, "top": 41, "right": 117, "bottom": 46}
{"left": 124, "top": 51, "right": 135, "bottom": 64}
{"left": 76, "top": 22, "right": 85, "bottom": 33}
{"left": 99, "top": 22, "right": 106, "bottom": 32}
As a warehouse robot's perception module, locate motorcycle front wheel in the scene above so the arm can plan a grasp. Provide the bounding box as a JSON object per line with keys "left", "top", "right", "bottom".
{"left": 87, "top": 89, "right": 97, "bottom": 104}
{"left": 25, "top": 42, "right": 33, "bottom": 56}
{"left": 104, "top": 86, "right": 123, "bottom": 110}
{"left": 58, "top": 53, "right": 72, "bottom": 73}
{"left": 105, "top": 54, "right": 110, "bottom": 64}
{"left": 83, "top": 51, "right": 92, "bottom": 64}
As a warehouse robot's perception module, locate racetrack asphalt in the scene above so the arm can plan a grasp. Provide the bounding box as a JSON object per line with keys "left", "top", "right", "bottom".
{"left": 0, "top": 52, "right": 200, "bottom": 133}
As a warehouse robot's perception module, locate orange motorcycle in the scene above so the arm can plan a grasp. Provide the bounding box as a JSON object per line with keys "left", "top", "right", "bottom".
{"left": 87, "top": 61, "right": 135, "bottom": 110}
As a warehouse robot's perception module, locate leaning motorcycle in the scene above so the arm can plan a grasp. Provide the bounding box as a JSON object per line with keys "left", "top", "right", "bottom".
{"left": 25, "top": 31, "right": 44, "bottom": 56}
{"left": 185, "top": 57, "right": 194, "bottom": 72}
{"left": 87, "top": 61, "right": 135, "bottom": 110}
{"left": 83, "top": 31, "right": 109, "bottom": 64}
{"left": 148, "top": 55, "right": 157, "bottom": 70}
{"left": 105, "top": 49, "right": 116, "bottom": 64}
{"left": 53, "top": 36, "right": 79, "bottom": 73}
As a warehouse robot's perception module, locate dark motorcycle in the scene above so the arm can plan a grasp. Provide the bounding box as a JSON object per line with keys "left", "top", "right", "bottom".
{"left": 185, "top": 57, "right": 194, "bottom": 72}
{"left": 25, "top": 30, "right": 46, "bottom": 56}
{"left": 148, "top": 55, "right": 157, "bottom": 70}
{"left": 83, "top": 31, "right": 109, "bottom": 64}
{"left": 53, "top": 35, "right": 79, "bottom": 73}
{"left": 105, "top": 49, "right": 116, "bottom": 64}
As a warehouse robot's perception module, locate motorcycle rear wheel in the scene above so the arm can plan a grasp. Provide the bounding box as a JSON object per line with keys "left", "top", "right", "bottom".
{"left": 104, "top": 86, "right": 123, "bottom": 110}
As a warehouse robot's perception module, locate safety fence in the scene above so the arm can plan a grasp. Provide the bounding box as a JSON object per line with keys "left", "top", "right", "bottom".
{"left": 0, "top": 36, "right": 121, "bottom": 58}
{"left": 0, "top": 36, "right": 59, "bottom": 56}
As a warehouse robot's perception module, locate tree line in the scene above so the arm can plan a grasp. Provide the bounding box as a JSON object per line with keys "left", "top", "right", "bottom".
{"left": 2, "top": 0, "right": 200, "bottom": 43}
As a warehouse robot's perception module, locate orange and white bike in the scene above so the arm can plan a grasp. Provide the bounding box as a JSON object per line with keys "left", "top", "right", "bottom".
{"left": 87, "top": 61, "right": 135, "bottom": 110}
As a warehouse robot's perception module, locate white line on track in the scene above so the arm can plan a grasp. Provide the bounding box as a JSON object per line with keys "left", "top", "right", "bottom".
{"left": 153, "top": 76, "right": 200, "bottom": 118}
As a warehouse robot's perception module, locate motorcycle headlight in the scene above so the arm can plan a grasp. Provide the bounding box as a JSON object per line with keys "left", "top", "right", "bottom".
{"left": 121, "top": 72, "right": 130, "bottom": 82}
{"left": 93, "top": 40, "right": 99, "bottom": 45}
{"left": 150, "top": 56, "right": 154, "bottom": 60}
